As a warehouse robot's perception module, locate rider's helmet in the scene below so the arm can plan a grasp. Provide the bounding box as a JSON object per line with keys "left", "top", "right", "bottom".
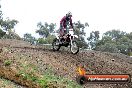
{"left": 66, "top": 11, "right": 72, "bottom": 17}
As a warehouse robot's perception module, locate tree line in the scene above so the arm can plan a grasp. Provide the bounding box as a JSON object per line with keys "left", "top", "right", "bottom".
{"left": 88, "top": 30, "right": 132, "bottom": 55}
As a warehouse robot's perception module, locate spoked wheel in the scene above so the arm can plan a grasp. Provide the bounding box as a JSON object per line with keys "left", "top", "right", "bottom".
{"left": 52, "top": 38, "right": 60, "bottom": 51}
{"left": 70, "top": 40, "right": 79, "bottom": 54}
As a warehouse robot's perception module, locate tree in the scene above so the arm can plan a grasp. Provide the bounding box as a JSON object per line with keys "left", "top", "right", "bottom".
{"left": 49, "top": 23, "right": 56, "bottom": 33}
{"left": 1, "top": 18, "right": 18, "bottom": 31}
{"left": 36, "top": 22, "right": 56, "bottom": 38}
{"left": 96, "top": 36, "right": 113, "bottom": 46}
{"left": 96, "top": 43, "right": 119, "bottom": 53}
{"left": 0, "top": 29, "right": 6, "bottom": 38}
{"left": 117, "top": 35, "right": 132, "bottom": 55}
{"left": 36, "top": 22, "right": 49, "bottom": 38}
{"left": 78, "top": 36, "right": 88, "bottom": 49}
{"left": 73, "top": 21, "right": 89, "bottom": 49}
{"left": 126, "top": 32, "right": 132, "bottom": 40}
{"left": 0, "top": 4, "right": 3, "bottom": 22}
{"left": 126, "top": 32, "right": 132, "bottom": 55}
{"left": 87, "top": 31, "right": 100, "bottom": 49}
{"left": 36, "top": 22, "right": 56, "bottom": 44}
{"left": 3, "top": 29, "right": 21, "bottom": 39}
{"left": 37, "top": 38, "right": 46, "bottom": 44}
{"left": 104, "top": 29, "right": 126, "bottom": 41}
{"left": 23, "top": 33, "right": 36, "bottom": 44}
{"left": 45, "top": 34, "right": 56, "bottom": 44}
{"left": 0, "top": 4, "right": 19, "bottom": 39}
{"left": 0, "top": 4, "right": 4, "bottom": 29}
{"left": 94, "top": 30, "right": 132, "bottom": 55}
{"left": 37, "top": 34, "right": 56, "bottom": 44}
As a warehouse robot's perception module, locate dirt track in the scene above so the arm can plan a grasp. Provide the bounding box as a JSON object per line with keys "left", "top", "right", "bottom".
{"left": 0, "top": 39, "right": 132, "bottom": 88}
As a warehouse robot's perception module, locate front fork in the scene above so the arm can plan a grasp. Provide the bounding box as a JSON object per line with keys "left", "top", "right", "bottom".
{"left": 70, "top": 36, "right": 73, "bottom": 46}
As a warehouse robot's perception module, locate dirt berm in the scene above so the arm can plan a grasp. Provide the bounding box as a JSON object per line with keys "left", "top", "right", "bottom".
{"left": 0, "top": 39, "right": 132, "bottom": 88}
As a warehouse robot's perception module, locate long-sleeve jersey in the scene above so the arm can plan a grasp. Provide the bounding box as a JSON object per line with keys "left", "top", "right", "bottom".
{"left": 60, "top": 16, "right": 73, "bottom": 28}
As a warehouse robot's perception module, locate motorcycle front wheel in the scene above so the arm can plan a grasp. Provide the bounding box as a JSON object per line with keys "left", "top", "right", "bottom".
{"left": 70, "top": 40, "right": 79, "bottom": 54}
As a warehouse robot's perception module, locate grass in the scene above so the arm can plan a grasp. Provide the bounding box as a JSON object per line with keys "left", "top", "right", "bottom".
{"left": 38, "top": 67, "right": 82, "bottom": 88}
{"left": 17, "top": 64, "right": 82, "bottom": 88}
{"left": 41, "top": 73, "right": 81, "bottom": 88}
{"left": 0, "top": 77, "right": 18, "bottom": 88}
{"left": 17, "top": 64, "right": 38, "bottom": 81}
{"left": 4, "top": 60, "right": 12, "bottom": 66}
{"left": 36, "top": 73, "right": 81, "bottom": 88}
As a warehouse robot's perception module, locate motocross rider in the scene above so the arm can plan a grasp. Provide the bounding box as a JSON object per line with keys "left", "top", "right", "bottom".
{"left": 59, "top": 12, "right": 73, "bottom": 42}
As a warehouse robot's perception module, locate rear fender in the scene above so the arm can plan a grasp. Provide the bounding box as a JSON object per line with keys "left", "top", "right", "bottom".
{"left": 54, "top": 33, "right": 60, "bottom": 39}
{"left": 56, "top": 36, "right": 59, "bottom": 39}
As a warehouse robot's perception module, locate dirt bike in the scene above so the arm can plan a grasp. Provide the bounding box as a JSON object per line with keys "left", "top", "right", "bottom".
{"left": 52, "top": 27, "right": 79, "bottom": 54}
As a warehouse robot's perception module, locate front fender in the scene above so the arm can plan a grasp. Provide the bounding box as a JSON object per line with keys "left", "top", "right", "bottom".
{"left": 73, "top": 35, "right": 78, "bottom": 38}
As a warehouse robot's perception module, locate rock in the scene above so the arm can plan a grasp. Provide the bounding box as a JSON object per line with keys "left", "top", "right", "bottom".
{"left": 112, "top": 59, "right": 115, "bottom": 61}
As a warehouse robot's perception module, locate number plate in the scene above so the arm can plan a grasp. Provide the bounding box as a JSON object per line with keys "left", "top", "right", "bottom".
{"left": 69, "top": 29, "right": 73, "bottom": 35}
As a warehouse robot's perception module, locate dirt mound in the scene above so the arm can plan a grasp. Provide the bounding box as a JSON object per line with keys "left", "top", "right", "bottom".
{"left": 0, "top": 39, "right": 132, "bottom": 88}
{"left": 0, "top": 39, "right": 31, "bottom": 47}
{"left": 0, "top": 66, "right": 41, "bottom": 88}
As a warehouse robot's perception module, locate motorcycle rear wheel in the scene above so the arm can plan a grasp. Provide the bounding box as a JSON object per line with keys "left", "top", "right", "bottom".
{"left": 52, "top": 38, "right": 60, "bottom": 51}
